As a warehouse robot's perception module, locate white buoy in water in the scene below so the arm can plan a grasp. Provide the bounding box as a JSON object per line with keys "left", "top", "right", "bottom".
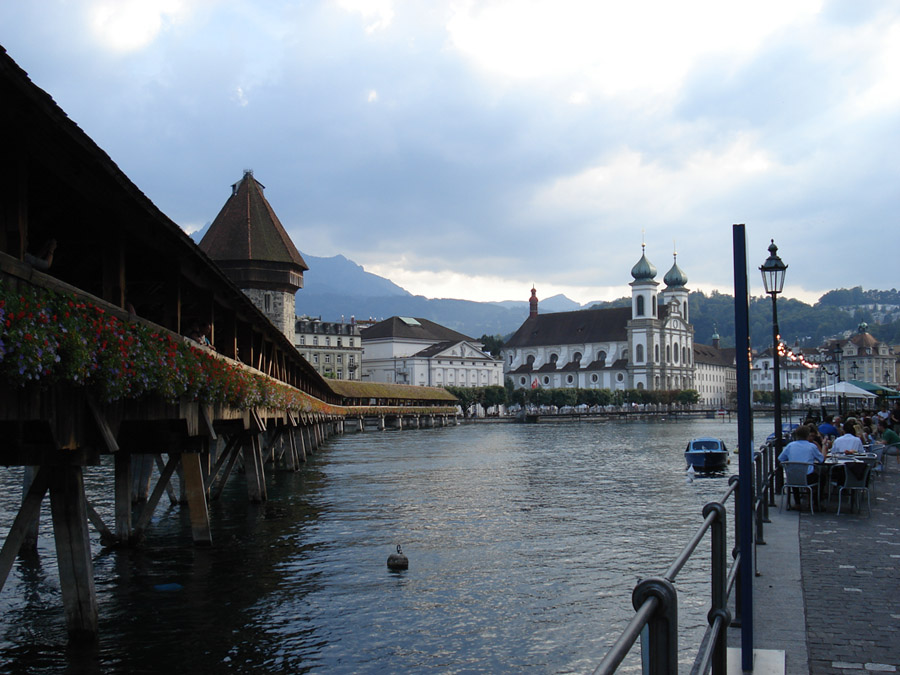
{"left": 387, "top": 544, "right": 408, "bottom": 570}
{"left": 685, "top": 465, "right": 695, "bottom": 484}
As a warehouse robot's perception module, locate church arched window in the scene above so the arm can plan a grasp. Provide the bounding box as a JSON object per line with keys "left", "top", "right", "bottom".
{"left": 652, "top": 295, "right": 657, "bottom": 316}
{"left": 636, "top": 295, "right": 645, "bottom": 316}
{"left": 597, "top": 350, "right": 607, "bottom": 365}
{"left": 526, "top": 354, "right": 535, "bottom": 369}
{"left": 654, "top": 344, "right": 660, "bottom": 362}
{"left": 666, "top": 345, "right": 671, "bottom": 362}
{"left": 636, "top": 344, "right": 644, "bottom": 363}
{"left": 674, "top": 342, "right": 680, "bottom": 363}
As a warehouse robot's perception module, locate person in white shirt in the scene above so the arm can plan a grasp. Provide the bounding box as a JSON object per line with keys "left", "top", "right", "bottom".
{"left": 830, "top": 422, "right": 865, "bottom": 455}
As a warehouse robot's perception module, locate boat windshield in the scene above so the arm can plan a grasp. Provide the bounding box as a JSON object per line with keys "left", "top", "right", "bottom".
{"left": 690, "top": 440, "right": 723, "bottom": 451}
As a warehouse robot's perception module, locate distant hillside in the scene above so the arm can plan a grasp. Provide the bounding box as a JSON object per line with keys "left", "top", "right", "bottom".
{"left": 300, "top": 253, "right": 411, "bottom": 299}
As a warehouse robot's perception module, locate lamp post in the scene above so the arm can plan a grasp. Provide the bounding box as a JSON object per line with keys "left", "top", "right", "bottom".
{"left": 851, "top": 361, "right": 859, "bottom": 381}
{"left": 760, "top": 240, "right": 788, "bottom": 456}
{"left": 834, "top": 343, "right": 844, "bottom": 416}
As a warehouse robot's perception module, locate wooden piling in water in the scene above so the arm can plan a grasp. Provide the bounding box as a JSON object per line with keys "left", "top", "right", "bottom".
{"left": 48, "top": 465, "right": 99, "bottom": 640}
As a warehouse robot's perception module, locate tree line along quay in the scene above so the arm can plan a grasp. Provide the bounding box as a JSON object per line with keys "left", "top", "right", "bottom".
{"left": 445, "top": 384, "right": 701, "bottom": 415}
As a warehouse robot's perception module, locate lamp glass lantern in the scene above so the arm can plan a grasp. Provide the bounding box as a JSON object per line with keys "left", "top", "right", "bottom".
{"left": 760, "top": 240, "right": 788, "bottom": 296}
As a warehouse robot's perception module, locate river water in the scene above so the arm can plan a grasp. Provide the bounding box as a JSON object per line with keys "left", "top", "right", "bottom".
{"left": 0, "top": 416, "right": 768, "bottom": 674}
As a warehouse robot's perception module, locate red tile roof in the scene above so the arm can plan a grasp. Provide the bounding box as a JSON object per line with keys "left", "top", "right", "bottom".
{"left": 199, "top": 171, "right": 308, "bottom": 270}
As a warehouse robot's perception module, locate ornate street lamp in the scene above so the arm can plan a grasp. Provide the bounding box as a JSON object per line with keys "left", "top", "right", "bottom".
{"left": 851, "top": 361, "right": 859, "bottom": 381}
{"left": 760, "top": 240, "right": 787, "bottom": 455}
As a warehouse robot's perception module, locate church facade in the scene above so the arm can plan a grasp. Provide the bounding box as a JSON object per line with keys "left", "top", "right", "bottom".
{"left": 502, "top": 247, "right": 695, "bottom": 391}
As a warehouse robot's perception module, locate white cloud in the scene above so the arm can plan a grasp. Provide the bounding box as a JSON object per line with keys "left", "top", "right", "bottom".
{"left": 446, "top": 0, "right": 822, "bottom": 98}
{"left": 368, "top": 89, "right": 379, "bottom": 103}
{"left": 89, "top": 0, "right": 190, "bottom": 52}
{"left": 334, "top": 0, "right": 395, "bottom": 33}
{"left": 532, "top": 134, "right": 776, "bottom": 225}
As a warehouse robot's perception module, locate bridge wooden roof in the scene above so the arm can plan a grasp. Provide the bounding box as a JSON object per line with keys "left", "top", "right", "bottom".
{"left": 0, "top": 45, "right": 335, "bottom": 405}
{"left": 327, "top": 380, "right": 457, "bottom": 403}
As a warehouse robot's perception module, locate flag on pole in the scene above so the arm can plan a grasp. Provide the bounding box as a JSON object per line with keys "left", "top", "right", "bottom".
{"left": 531, "top": 378, "right": 539, "bottom": 389}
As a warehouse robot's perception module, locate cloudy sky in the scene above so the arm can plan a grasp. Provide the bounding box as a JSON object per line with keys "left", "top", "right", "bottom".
{"left": 2, "top": 1, "right": 898, "bottom": 305}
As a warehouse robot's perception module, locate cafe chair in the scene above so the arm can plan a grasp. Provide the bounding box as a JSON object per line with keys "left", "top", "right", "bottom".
{"left": 835, "top": 461, "right": 871, "bottom": 516}
{"left": 882, "top": 442, "right": 900, "bottom": 473}
{"left": 780, "top": 461, "right": 819, "bottom": 513}
{"left": 859, "top": 452, "right": 879, "bottom": 498}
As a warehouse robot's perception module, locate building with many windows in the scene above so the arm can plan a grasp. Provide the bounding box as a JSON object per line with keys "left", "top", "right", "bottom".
{"left": 295, "top": 316, "right": 363, "bottom": 380}
{"left": 502, "top": 246, "right": 695, "bottom": 391}
{"left": 360, "top": 316, "right": 502, "bottom": 387}
{"left": 693, "top": 330, "right": 736, "bottom": 408}
{"left": 830, "top": 323, "right": 898, "bottom": 388}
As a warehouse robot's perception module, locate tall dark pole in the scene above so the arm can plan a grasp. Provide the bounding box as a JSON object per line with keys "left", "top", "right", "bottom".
{"left": 771, "top": 292, "right": 784, "bottom": 460}
{"left": 733, "top": 225, "right": 754, "bottom": 671}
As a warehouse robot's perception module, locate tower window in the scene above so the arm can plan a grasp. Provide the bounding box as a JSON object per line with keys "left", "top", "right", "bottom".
{"left": 636, "top": 295, "right": 645, "bottom": 317}
{"left": 264, "top": 293, "right": 272, "bottom": 312}
{"left": 636, "top": 344, "right": 644, "bottom": 363}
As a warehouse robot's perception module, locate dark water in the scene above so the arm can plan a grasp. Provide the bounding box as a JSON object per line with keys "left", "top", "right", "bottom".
{"left": 0, "top": 417, "right": 766, "bottom": 673}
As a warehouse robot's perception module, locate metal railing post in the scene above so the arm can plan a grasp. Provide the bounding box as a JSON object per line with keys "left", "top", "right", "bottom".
{"left": 703, "top": 502, "right": 730, "bottom": 675}
{"left": 761, "top": 446, "right": 771, "bottom": 521}
{"left": 632, "top": 577, "right": 678, "bottom": 675}
{"left": 729, "top": 474, "right": 742, "bottom": 627}
{"left": 754, "top": 451, "right": 766, "bottom": 545}
{"left": 767, "top": 442, "right": 777, "bottom": 507}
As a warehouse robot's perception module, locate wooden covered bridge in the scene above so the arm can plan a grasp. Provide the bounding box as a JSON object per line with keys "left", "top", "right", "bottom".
{"left": 0, "top": 46, "right": 457, "bottom": 639}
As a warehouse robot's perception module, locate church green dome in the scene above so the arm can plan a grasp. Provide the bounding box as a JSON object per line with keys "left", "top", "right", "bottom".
{"left": 663, "top": 254, "right": 688, "bottom": 288}
{"left": 630, "top": 246, "right": 657, "bottom": 281}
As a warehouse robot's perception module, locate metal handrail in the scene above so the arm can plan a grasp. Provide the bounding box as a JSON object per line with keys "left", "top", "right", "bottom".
{"left": 594, "top": 466, "right": 755, "bottom": 675}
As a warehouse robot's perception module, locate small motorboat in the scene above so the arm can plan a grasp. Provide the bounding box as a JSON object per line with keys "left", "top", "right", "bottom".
{"left": 684, "top": 437, "right": 730, "bottom": 472}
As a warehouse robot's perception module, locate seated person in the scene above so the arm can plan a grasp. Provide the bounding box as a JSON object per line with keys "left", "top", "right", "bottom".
{"left": 878, "top": 419, "right": 900, "bottom": 463}
{"left": 818, "top": 415, "right": 839, "bottom": 438}
{"left": 778, "top": 425, "right": 824, "bottom": 476}
{"left": 778, "top": 425, "right": 824, "bottom": 508}
{"left": 831, "top": 422, "right": 865, "bottom": 455}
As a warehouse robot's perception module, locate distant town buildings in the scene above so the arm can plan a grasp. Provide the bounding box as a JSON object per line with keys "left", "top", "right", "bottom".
{"left": 360, "top": 316, "right": 503, "bottom": 387}
{"left": 295, "top": 316, "right": 363, "bottom": 380}
{"left": 502, "top": 246, "right": 695, "bottom": 392}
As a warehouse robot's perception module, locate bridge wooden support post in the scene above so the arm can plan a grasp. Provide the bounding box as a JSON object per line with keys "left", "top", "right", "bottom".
{"left": 181, "top": 453, "right": 212, "bottom": 545}
{"left": 296, "top": 427, "right": 307, "bottom": 463}
{"left": 0, "top": 467, "right": 50, "bottom": 593}
{"left": 243, "top": 435, "right": 267, "bottom": 503}
{"left": 48, "top": 465, "right": 99, "bottom": 640}
{"left": 114, "top": 453, "right": 132, "bottom": 544}
{"left": 20, "top": 466, "right": 41, "bottom": 552}
{"left": 287, "top": 428, "right": 299, "bottom": 470}
{"left": 132, "top": 455, "right": 155, "bottom": 502}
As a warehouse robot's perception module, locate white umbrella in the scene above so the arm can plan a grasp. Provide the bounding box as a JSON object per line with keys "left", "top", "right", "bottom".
{"left": 807, "top": 381, "right": 877, "bottom": 398}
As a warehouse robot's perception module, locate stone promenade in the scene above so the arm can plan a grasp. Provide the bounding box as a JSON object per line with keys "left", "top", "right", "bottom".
{"left": 730, "top": 460, "right": 900, "bottom": 673}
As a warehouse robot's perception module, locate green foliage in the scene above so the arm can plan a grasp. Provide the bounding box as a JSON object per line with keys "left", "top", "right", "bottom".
{"left": 478, "top": 334, "right": 505, "bottom": 357}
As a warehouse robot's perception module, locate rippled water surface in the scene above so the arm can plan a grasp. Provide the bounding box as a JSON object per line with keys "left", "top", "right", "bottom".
{"left": 0, "top": 416, "right": 767, "bottom": 673}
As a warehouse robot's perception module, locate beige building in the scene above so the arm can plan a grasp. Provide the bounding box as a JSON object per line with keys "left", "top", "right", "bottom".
{"left": 295, "top": 317, "right": 363, "bottom": 380}
{"left": 693, "top": 332, "right": 736, "bottom": 408}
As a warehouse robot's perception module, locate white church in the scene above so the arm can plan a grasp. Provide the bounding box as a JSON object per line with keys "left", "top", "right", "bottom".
{"left": 502, "top": 246, "right": 695, "bottom": 391}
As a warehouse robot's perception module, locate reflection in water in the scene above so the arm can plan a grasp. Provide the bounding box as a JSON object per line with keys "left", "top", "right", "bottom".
{"left": 0, "top": 417, "right": 765, "bottom": 673}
